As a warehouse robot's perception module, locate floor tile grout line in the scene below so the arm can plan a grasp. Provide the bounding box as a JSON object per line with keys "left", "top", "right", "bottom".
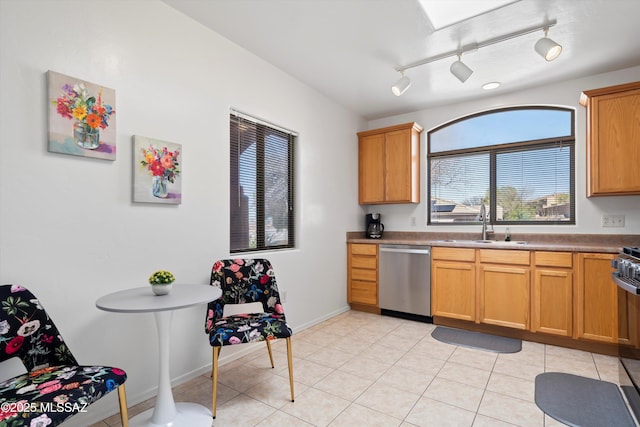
{"left": 97, "top": 311, "right": 629, "bottom": 426}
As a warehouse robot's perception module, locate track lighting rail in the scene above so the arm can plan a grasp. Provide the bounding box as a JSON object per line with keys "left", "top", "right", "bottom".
{"left": 394, "top": 20, "right": 557, "bottom": 73}
{"left": 391, "top": 19, "right": 560, "bottom": 95}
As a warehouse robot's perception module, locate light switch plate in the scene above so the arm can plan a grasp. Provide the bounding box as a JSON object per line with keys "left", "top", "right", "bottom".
{"left": 602, "top": 214, "right": 625, "bottom": 227}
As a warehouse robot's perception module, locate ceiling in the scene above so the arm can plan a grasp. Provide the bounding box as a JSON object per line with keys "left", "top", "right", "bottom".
{"left": 163, "top": 0, "right": 640, "bottom": 120}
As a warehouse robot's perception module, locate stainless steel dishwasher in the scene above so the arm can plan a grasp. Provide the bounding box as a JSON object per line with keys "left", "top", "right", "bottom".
{"left": 379, "top": 244, "right": 431, "bottom": 321}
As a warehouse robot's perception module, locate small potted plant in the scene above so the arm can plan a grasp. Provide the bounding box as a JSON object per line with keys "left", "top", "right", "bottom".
{"left": 149, "top": 270, "right": 175, "bottom": 295}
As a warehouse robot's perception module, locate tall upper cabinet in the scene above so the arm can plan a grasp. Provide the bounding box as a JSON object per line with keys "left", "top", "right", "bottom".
{"left": 580, "top": 81, "right": 640, "bottom": 196}
{"left": 358, "top": 122, "right": 423, "bottom": 204}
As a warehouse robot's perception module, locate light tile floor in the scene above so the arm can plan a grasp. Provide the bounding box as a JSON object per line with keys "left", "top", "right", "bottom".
{"left": 93, "top": 310, "right": 636, "bottom": 427}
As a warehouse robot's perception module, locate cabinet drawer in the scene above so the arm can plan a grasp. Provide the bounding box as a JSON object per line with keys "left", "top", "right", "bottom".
{"left": 535, "top": 251, "right": 573, "bottom": 268}
{"left": 432, "top": 247, "right": 475, "bottom": 262}
{"left": 351, "top": 268, "right": 377, "bottom": 282}
{"left": 351, "top": 243, "right": 378, "bottom": 256}
{"left": 350, "top": 281, "right": 377, "bottom": 305}
{"left": 351, "top": 255, "right": 377, "bottom": 270}
{"left": 479, "top": 249, "right": 530, "bottom": 265}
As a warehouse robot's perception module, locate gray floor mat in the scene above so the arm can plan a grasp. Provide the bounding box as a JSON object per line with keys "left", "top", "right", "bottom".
{"left": 535, "top": 372, "right": 636, "bottom": 427}
{"left": 431, "top": 326, "right": 521, "bottom": 353}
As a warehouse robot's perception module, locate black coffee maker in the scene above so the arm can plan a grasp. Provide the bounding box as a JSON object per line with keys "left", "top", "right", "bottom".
{"left": 365, "top": 213, "right": 384, "bottom": 239}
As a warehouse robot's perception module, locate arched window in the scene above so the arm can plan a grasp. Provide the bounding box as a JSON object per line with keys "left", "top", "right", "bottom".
{"left": 428, "top": 107, "right": 574, "bottom": 225}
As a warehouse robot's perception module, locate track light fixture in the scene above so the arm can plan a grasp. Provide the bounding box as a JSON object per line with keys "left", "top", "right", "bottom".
{"left": 391, "top": 19, "right": 560, "bottom": 95}
{"left": 450, "top": 53, "right": 473, "bottom": 83}
{"left": 535, "top": 27, "right": 562, "bottom": 61}
{"left": 391, "top": 71, "right": 411, "bottom": 96}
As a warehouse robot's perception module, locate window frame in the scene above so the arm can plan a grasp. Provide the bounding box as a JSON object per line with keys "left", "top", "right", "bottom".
{"left": 427, "top": 106, "right": 575, "bottom": 226}
{"left": 229, "top": 111, "right": 296, "bottom": 253}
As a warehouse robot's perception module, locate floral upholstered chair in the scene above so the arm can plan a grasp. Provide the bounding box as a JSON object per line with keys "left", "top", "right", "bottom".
{"left": 0, "top": 284, "right": 128, "bottom": 427}
{"left": 205, "top": 259, "right": 294, "bottom": 418}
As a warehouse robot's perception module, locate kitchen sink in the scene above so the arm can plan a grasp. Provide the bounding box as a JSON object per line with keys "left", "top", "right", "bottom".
{"left": 434, "top": 239, "right": 527, "bottom": 245}
{"left": 473, "top": 240, "right": 527, "bottom": 245}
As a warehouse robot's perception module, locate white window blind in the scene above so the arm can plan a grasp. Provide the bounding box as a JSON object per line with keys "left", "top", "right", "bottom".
{"left": 230, "top": 112, "right": 295, "bottom": 252}
{"left": 429, "top": 107, "right": 574, "bottom": 225}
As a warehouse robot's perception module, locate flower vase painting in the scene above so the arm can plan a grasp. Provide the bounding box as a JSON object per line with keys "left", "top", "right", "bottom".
{"left": 47, "top": 70, "right": 116, "bottom": 160}
{"left": 133, "top": 136, "right": 182, "bottom": 204}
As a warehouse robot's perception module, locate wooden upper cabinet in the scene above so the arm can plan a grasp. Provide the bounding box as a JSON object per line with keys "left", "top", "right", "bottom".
{"left": 358, "top": 133, "right": 386, "bottom": 203}
{"left": 580, "top": 81, "right": 640, "bottom": 196}
{"left": 358, "top": 122, "right": 423, "bottom": 204}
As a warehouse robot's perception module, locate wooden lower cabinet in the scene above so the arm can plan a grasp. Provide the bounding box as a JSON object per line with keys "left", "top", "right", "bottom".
{"left": 432, "top": 248, "right": 475, "bottom": 321}
{"left": 619, "top": 288, "right": 638, "bottom": 347}
{"left": 347, "top": 243, "right": 378, "bottom": 310}
{"left": 575, "top": 252, "right": 619, "bottom": 343}
{"left": 478, "top": 250, "right": 530, "bottom": 330}
{"left": 424, "top": 245, "right": 640, "bottom": 355}
{"left": 532, "top": 252, "right": 573, "bottom": 337}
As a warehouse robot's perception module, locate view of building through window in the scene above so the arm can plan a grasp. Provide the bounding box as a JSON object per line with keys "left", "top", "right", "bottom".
{"left": 428, "top": 107, "right": 575, "bottom": 225}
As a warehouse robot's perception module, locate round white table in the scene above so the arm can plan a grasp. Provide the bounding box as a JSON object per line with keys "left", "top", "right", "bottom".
{"left": 96, "top": 284, "right": 221, "bottom": 427}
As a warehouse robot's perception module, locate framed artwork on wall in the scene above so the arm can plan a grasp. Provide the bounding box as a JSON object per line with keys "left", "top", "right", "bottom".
{"left": 47, "top": 70, "right": 116, "bottom": 160}
{"left": 133, "top": 135, "right": 182, "bottom": 204}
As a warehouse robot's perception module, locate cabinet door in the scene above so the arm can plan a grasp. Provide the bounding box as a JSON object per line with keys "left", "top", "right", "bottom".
{"left": 575, "top": 253, "right": 618, "bottom": 343}
{"left": 586, "top": 84, "right": 640, "bottom": 196}
{"left": 533, "top": 269, "right": 573, "bottom": 336}
{"left": 350, "top": 280, "right": 377, "bottom": 306}
{"left": 432, "top": 260, "right": 475, "bottom": 321}
{"left": 480, "top": 265, "right": 530, "bottom": 330}
{"left": 357, "top": 122, "right": 422, "bottom": 204}
{"left": 358, "top": 133, "right": 385, "bottom": 204}
{"left": 619, "top": 288, "right": 638, "bottom": 347}
{"left": 385, "top": 129, "right": 414, "bottom": 202}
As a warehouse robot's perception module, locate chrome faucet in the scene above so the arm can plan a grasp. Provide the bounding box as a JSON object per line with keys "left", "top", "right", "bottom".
{"left": 480, "top": 204, "right": 487, "bottom": 241}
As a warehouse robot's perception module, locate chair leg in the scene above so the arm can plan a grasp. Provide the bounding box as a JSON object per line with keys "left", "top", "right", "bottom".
{"left": 265, "top": 339, "right": 275, "bottom": 368}
{"left": 117, "top": 384, "right": 129, "bottom": 427}
{"left": 212, "top": 346, "right": 221, "bottom": 419}
{"left": 286, "top": 336, "right": 294, "bottom": 402}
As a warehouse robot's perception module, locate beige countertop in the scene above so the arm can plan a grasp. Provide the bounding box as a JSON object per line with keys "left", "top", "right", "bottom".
{"left": 346, "top": 231, "right": 639, "bottom": 254}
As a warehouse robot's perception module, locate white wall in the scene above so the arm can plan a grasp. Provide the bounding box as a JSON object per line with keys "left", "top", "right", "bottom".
{"left": 366, "top": 66, "right": 640, "bottom": 236}
{"left": 0, "top": 1, "right": 365, "bottom": 424}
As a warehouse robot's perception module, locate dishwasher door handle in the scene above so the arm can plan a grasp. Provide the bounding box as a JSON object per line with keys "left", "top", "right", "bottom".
{"left": 379, "top": 247, "right": 430, "bottom": 255}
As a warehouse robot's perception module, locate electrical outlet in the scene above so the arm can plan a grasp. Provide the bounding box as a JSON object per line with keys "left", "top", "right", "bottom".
{"left": 281, "top": 290, "right": 287, "bottom": 303}
{"left": 602, "top": 214, "right": 625, "bottom": 227}
{"left": 410, "top": 216, "right": 417, "bottom": 226}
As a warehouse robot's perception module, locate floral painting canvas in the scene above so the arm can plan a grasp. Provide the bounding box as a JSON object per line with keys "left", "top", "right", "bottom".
{"left": 47, "top": 70, "right": 116, "bottom": 160}
{"left": 133, "top": 136, "right": 182, "bottom": 204}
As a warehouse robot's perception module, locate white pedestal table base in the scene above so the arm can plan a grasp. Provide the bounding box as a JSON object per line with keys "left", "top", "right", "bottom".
{"left": 128, "top": 402, "right": 212, "bottom": 427}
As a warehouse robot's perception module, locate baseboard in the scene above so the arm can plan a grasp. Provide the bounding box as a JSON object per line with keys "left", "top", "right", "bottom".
{"left": 292, "top": 305, "right": 351, "bottom": 332}
{"left": 433, "top": 316, "right": 620, "bottom": 356}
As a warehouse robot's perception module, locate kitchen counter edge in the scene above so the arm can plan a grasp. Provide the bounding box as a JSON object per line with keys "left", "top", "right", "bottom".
{"left": 346, "top": 232, "right": 639, "bottom": 254}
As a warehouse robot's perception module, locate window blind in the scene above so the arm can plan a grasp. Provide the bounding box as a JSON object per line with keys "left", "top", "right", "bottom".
{"left": 428, "top": 107, "right": 575, "bottom": 225}
{"left": 230, "top": 112, "right": 295, "bottom": 252}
